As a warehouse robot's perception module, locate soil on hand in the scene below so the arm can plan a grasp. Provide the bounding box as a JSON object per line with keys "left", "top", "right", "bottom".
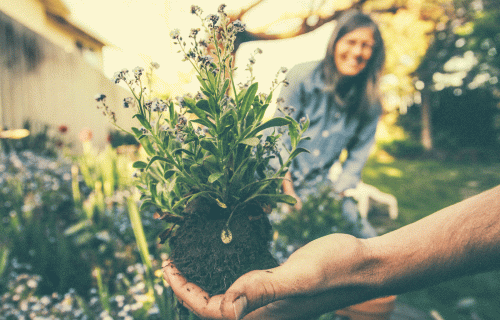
{"left": 168, "top": 198, "right": 279, "bottom": 296}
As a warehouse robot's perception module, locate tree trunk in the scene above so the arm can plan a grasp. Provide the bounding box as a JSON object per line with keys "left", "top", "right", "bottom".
{"left": 421, "top": 88, "right": 433, "bottom": 150}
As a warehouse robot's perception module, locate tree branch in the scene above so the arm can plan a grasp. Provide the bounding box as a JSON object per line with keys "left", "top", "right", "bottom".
{"left": 228, "top": 0, "right": 401, "bottom": 51}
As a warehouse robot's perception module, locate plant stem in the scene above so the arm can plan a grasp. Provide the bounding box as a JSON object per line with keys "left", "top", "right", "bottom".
{"left": 94, "top": 267, "right": 110, "bottom": 312}
{"left": 126, "top": 197, "right": 170, "bottom": 316}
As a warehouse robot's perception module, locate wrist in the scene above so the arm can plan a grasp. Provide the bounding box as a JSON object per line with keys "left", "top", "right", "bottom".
{"left": 313, "top": 235, "right": 388, "bottom": 307}
{"left": 363, "top": 233, "right": 414, "bottom": 297}
{"left": 360, "top": 238, "right": 392, "bottom": 294}
{"left": 320, "top": 235, "right": 382, "bottom": 293}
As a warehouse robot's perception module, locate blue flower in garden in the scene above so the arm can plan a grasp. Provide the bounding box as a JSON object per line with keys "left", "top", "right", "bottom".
{"left": 123, "top": 97, "right": 134, "bottom": 108}
{"left": 133, "top": 66, "right": 144, "bottom": 78}
{"left": 170, "top": 29, "right": 181, "bottom": 40}
{"left": 231, "top": 20, "right": 246, "bottom": 33}
{"left": 206, "top": 13, "right": 219, "bottom": 26}
{"left": 191, "top": 5, "right": 202, "bottom": 15}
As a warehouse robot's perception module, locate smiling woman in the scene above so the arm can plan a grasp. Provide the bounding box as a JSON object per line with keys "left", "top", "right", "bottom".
{"left": 277, "top": 9, "right": 386, "bottom": 239}
{"left": 334, "top": 27, "right": 375, "bottom": 76}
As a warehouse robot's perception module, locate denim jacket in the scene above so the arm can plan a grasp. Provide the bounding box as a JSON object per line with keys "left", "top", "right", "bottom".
{"left": 277, "top": 60, "right": 381, "bottom": 194}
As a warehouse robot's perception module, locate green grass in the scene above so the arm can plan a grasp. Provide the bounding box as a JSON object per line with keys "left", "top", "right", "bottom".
{"left": 363, "top": 156, "right": 500, "bottom": 226}
{"left": 361, "top": 154, "right": 500, "bottom": 320}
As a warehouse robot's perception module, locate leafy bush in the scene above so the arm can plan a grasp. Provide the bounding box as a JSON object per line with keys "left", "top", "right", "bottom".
{"left": 0, "top": 261, "right": 175, "bottom": 319}
{"left": 0, "top": 120, "right": 70, "bottom": 157}
{"left": 272, "top": 184, "right": 350, "bottom": 262}
{"left": 379, "top": 138, "right": 425, "bottom": 159}
{"left": 0, "top": 142, "right": 182, "bottom": 318}
{"left": 399, "top": 87, "right": 500, "bottom": 152}
{"left": 0, "top": 149, "right": 95, "bottom": 295}
{"left": 108, "top": 129, "right": 140, "bottom": 149}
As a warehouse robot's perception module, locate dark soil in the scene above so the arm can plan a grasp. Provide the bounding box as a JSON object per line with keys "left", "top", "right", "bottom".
{"left": 168, "top": 198, "right": 279, "bottom": 296}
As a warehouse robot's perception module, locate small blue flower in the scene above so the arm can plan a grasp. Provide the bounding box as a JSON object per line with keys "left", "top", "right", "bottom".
{"left": 123, "top": 97, "right": 134, "bottom": 108}
{"left": 133, "top": 67, "right": 144, "bottom": 78}
{"left": 232, "top": 20, "right": 246, "bottom": 33}
{"left": 170, "top": 29, "right": 181, "bottom": 39}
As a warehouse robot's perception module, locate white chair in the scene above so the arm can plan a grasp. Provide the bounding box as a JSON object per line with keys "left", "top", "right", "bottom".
{"left": 329, "top": 162, "right": 398, "bottom": 220}
{"left": 344, "top": 182, "right": 398, "bottom": 220}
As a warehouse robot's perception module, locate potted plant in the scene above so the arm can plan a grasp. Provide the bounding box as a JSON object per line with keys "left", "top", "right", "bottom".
{"left": 95, "top": 4, "right": 309, "bottom": 297}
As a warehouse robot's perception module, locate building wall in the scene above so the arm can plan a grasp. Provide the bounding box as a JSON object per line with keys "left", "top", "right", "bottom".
{"left": 0, "top": 10, "right": 134, "bottom": 153}
{"left": 0, "top": 0, "right": 104, "bottom": 69}
{"left": 0, "top": 0, "right": 46, "bottom": 34}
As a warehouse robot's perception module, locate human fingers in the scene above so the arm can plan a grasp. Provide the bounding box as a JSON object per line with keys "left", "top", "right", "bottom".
{"left": 218, "top": 269, "right": 279, "bottom": 319}
{"left": 219, "top": 261, "right": 320, "bottom": 319}
{"left": 294, "top": 197, "right": 303, "bottom": 211}
{"left": 222, "top": 271, "right": 375, "bottom": 320}
{"left": 238, "top": 285, "right": 373, "bottom": 320}
{"left": 162, "top": 260, "right": 229, "bottom": 319}
{"left": 220, "top": 234, "right": 369, "bottom": 319}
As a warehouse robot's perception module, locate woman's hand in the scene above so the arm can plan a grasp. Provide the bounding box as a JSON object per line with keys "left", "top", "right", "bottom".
{"left": 282, "top": 171, "right": 302, "bottom": 211}
{"left": 163, "top": 233, "right": 373, "bottom": 319}
{"left": 279, "top": 189, "right": 302, "bottom": 213}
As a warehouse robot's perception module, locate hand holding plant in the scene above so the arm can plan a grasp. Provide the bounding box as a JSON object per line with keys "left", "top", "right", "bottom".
{"left": 96, "top": 4, "right": 309, "bottom": 296}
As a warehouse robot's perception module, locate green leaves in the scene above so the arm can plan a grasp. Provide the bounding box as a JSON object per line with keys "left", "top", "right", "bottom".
{"left": 139, "top": 136, "right": 155, "bottom": 156}
{"left": 287, "top": 148, "right": 309, "bottom": 162}
{"left": 105, "top": 10, "right": 309, "bottom": 218}
{"left": 132, "top": 161, "right": 147, "bottom": 169}
{"left": 239, "top": 137, "right": 260, "bottom": 146}
{"left": 254, "top": 194, "right": 298, "bottom": 205}
{"left": 245, "top": 117, "right": 291, "bottom": 139}
{"left": 145, "top": 156, "right": 172, "bottom": 171}
{"left": 238, "top": 83, "right": 258, "bottom": 119}
{"left": 133, "top": 114, "right": 151, "bottom": 131}
{"left": 200, "top": 139, "right": 221, "bottom": 158}
{"left": 208, "top": 172, "right": 224, "bottom": 184}
{"left": 184, "top": 97, "right": 208, "bottom": 120}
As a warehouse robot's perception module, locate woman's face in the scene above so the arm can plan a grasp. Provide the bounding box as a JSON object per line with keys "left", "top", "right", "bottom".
{"left": 334, "top": 27, "right": 375, "bottom": 76}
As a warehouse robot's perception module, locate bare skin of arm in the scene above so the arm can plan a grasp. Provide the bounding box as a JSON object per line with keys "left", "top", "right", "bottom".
{"left": 163, "top": 185, "right": 500, "bottom": 320}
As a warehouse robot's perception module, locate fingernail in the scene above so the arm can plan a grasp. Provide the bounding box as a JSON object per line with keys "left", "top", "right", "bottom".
{"left": 233, "top": 296, "right": 247, "bottom": 320}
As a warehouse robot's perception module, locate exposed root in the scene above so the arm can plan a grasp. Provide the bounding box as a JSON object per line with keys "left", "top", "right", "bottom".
{"left": 154, "top": 211, "right": 184, "bottom": 224}
{"left": 158, "top": 224, "right": 177, "bottom": 244}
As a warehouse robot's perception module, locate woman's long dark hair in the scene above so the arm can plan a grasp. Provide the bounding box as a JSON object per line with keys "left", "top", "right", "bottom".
{"left": 321, "top": 9, "right": 385, "bottom": 121}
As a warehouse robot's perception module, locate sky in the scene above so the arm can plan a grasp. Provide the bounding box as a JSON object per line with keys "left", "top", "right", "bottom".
{"left": 63, "top": 0, "right": 335, "bottom": 95}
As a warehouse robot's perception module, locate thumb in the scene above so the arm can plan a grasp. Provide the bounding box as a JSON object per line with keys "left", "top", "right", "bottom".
{"left": 232, "top": 295, "right": 248, "bottom": 320}
{"left": 220, "top": 269, "right": 280, "bottom": 319}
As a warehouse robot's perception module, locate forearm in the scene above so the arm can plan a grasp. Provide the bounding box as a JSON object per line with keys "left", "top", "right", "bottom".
{"left": 279, "top": 185, "right": 500, "bottom": 313}
{"left": 166, "top": 185, "right": 500, "bottom": 320}
{"left": 365, "top": 185, "right": 500, "bottom": 296}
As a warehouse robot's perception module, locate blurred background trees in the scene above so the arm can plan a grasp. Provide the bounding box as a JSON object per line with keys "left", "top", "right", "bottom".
{"left": 222, "top": 0, "right": 500, "bottom": 159}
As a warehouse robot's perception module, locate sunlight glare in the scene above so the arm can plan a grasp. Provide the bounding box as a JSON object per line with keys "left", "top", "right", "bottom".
{"left": 63, "top": 0, "right": 334, "bottom": 97}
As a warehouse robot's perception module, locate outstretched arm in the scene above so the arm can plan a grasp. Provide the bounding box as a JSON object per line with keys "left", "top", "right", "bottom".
{"left": 163, "top": 185, "right": 500, "bottom": 319}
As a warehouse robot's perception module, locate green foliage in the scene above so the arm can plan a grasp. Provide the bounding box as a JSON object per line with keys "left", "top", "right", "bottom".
{"left": 272, "top": 184, "right": 350, "bottom": 261}
{"left": 379, "top": 138, "right": 425, "bottom": 159}
{"left": 0, "top": 120, "right": 67, "bottom": 158}
{"left": 0, "top": 150, "right": 94, "bottom": 296}
{"left": 398, "top": 87, "right": 500, "bottom": 153}
{"left": 108, "top": 129, "right": 140, "bottom": 148}
{"left": 465, "top": 8, "right": 500, "bottom": 72}
{"left": 98, "top": 6, "right": 309, "bottom": 226}
{"left": 0, "top": 142, "right": 178, "bottom": 318}
{"left": 1, "top": 133, "right": 499, "bottom": 318}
